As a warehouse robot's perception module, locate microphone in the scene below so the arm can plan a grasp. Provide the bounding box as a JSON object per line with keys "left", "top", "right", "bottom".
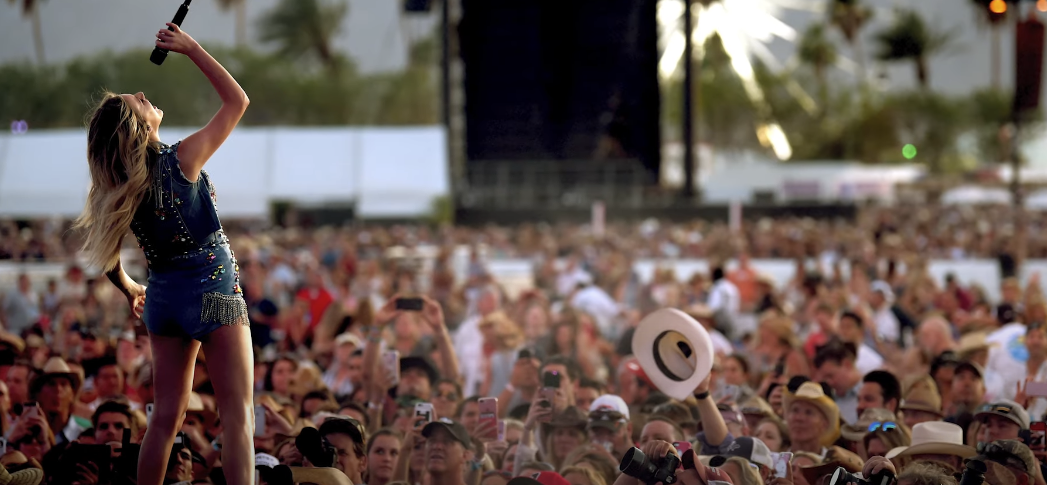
{"left": 150, "top": 0, "right": 192, "bottom": 65}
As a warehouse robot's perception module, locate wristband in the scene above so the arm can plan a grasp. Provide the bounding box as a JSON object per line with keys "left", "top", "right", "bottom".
{"left": 694, "top": 391, "right": 710, "bottom": 401}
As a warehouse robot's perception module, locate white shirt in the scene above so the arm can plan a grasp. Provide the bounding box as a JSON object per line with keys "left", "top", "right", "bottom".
{"left": 707, "top": 279, "right": 740, "bottom": 317}
{"left": 856, "top": 343, "right": 884, "bottom": 376}
{"left": 988, "top": 323, "right": 1029, "bottom": 391}
{"left": 454, "top": 315, "right": 485, "bottom": 396}
{"left": 872, "top": 306, "right": 900, "bottom": 343}
{"left": 570, "top": 286, "right": 621, "bottom": 340}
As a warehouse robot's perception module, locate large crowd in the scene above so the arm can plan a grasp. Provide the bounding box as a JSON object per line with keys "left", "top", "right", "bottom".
{"left": 0, "top": 207, "right": 1046, "bottom": 485}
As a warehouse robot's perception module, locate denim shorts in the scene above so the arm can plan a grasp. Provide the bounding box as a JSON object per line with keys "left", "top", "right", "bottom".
{"left": 143, "top": 236, "right": 248, "bottom": 341}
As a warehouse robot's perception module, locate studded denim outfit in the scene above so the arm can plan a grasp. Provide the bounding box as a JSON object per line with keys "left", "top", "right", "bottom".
{"left": 130, "top": 141, "right": 248, "bottom": 340}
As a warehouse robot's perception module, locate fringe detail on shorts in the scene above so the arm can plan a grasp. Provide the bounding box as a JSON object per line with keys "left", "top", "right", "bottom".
{"left": 201, "top": 292, "right": 250, "bottom": 327}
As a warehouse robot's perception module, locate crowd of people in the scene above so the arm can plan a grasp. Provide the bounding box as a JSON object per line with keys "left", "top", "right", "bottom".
{"left": 0, "top": 208, "right": 1046, "bottom": 485}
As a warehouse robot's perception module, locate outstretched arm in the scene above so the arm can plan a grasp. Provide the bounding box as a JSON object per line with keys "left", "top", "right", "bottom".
{"left": 154, "top": 23, "right": 249, "bottom": 180}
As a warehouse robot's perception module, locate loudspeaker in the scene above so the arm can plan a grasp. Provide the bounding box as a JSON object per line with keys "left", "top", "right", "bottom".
{"left": 1015, "top": 16, "right": 1045, "bottom": 114}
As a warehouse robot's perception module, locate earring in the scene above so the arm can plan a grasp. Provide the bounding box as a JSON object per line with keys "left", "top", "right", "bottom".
{"left": 146, "top": 125, "right": 152, "bottom": 132}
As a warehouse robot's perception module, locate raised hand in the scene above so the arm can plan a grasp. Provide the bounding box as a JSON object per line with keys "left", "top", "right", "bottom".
{"left": 155, "top": 23, "right": 200, "bottom": 56}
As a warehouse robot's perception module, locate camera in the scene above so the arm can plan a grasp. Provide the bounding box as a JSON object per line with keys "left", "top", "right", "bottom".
{"left": 619, "top": 447, "right": 680, "bottom": 485}
{"left": 958, "top": 459, "right": 986, "bottom": 485}
{"left": 830, "top": 467, "right": 894, "bottom": 485}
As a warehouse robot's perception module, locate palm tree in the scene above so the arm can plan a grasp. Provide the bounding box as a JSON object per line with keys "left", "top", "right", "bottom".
{"left": 6, "top": 0, "right": 46, "bottom": 64}
{"left": 874, "top": 9, "right": 951, "bottom": 89}
{"left": 215, "top": 0, "right": 248, "bottom": 47}
{"left": 798, "top": 23, "right": 837, "bottom": 105}
{"left": 828, "top": 0, "right": 872, "bottom": 83}
{"left": 968, "top": 0, "right": 1007, "bottom": 89}
{"left": 259, "top": 0, "right": 348, "bottom": 71}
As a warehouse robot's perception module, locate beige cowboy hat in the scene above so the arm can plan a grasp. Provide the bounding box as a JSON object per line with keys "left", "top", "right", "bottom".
{"left": 840, "top": 408, "right": 899, "bottom": 442}
{"left": 0, "top": 464, "right": 43, "bottom": 485}
{"left": 632, "top": 308, "right": 715, "bottom": 401}
{"left": 0, "top": 333, "right": 25, "bottom": 354}
{"left": 289, "top": 467, "right": 354, "bottom": 485}
{"left": 783, "top": 381, "right": 841, "bottom": 446}
{"left": 898, "top": 384, "right": 944, "bottom": 418}
{"left": 186, "top": 392, "right": 218, "bottom": 427}
{"left": 29, "top": 357, "right": 82, "bottom": 396}
{"left": 885, "top": 421, "right": 976, "bottom": 460}
{"left": 957, "top": 331, "right": 998, "bottom": 359}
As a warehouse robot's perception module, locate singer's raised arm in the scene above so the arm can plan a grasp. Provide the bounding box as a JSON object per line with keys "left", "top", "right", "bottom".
{"left": 155, "top": 23, "right": 249, "bottom": 182}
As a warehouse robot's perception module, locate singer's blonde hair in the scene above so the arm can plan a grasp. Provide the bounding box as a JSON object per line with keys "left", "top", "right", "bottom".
{"left": 74, "top": 92, "right": 157, "bottom": 271}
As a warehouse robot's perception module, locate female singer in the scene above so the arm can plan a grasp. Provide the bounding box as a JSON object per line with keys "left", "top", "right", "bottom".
{"left": 75, "top": 23, "right": 253, "bottom": 485}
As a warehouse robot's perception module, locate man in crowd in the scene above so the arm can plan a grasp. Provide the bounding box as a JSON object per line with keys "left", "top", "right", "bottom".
{"left": 858, "top": 370, "right": 901, "bottom": 417}
{"left": 423, "top": 418, "right": 474, "bottom": 485}
{"left": 814, "top": 340, "right": 863, "bottom": 423}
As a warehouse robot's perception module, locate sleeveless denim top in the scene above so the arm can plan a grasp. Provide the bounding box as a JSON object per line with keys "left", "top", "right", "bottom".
{"left": 130, "top": 141, "right": 223, "bottom": 266}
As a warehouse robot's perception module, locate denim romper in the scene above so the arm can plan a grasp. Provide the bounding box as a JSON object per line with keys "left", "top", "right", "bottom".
{"left": 130, "top": 141, "right": 249, "bottom": 340}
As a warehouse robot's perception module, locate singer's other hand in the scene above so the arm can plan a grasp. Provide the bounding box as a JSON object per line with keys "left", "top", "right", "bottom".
{"left": 156, "top": 23, "right": 200, "bottom": 56}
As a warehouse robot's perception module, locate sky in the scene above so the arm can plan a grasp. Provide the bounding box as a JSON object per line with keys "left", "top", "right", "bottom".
{"left": 0, "top": 0, "right": 1029, "bottom": 94}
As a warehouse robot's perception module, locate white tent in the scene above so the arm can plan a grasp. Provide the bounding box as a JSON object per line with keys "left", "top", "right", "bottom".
{"left": 0, "top": 127, "right": 449, "bottom": 219}
{"left": 940, "top": 185, "right": 1011, "bottom": 205}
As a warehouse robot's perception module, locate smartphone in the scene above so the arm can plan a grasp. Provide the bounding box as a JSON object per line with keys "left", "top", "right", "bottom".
{"left": 414, "top": 402, "right": 435, "bottom": 427}
{"left": 497, "top": 420, "right": 506, "bottom": 442}
{"left": 395, "top": 298, "right": 424, "bottom": 311}
{"left": 542, "top": 371, "right": 561, "bottom": 389}
{"left": 383, "top": 350, "right": 401, "bottom": 386}
{"left": 714, "top": 384, "right": 741, "bottom": 403}
{"left": 254, "top": 405, "right": 266, "bottom": 437}
{"left": 478, "top": 398, "right": 498, "bottom": 439}
{"left": 1031, "top": 422, "right": 1047, "bottom": 453}
{"left": 771, "top": 452, "right": 793, "bottom": 478}
{"left": 1028, "top": 382, "right": 1047, "bottom": 398}
{"left": 145, "top": 403, "right": 154, "bottom": 425}
{"left": 539, "top": 371, "right": 560, "bottom": 415}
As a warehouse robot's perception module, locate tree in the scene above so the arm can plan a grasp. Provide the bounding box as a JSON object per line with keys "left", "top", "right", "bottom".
{"left": 828, "top": 0, "right": 872, "bottom": 83}
{"left": 259, "top": 0, "right": 349, "bottom": 72}
{"left": 6, "top": 0, "right": 46, "bottom": 65}
{"left": 874, "top": 9, "right": 951, "bottom": 89}
{"left": 798, "top": 23, "right": 837, "bottom": 105}
{"left": 215, "top": 0, "right": 248, "bottom": 47}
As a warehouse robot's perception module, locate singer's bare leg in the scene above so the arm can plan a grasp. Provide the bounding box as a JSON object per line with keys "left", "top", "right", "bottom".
{"left": 138, "top": 335, "right": 200, "bottom": 485}
{"left": 201, "top": 323, "right": 256, "bottom": 485}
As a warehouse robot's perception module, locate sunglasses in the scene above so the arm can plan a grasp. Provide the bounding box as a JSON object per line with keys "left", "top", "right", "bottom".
{"left": 978, "top": 404, "right": 1013, "bottom": 415}
{"left": 867, "top": 421, "right": 898, "bottom": 433}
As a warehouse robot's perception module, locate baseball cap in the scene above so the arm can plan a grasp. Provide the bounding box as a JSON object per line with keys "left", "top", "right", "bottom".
{"left": 975, "top": 400, "right": 1031, "bottom": 430}
{"left": 255, "top": 453, "right": 279, "bottom": 468}
{"left": 422, "top": 417, "right": 472, "bottom": 447}
{"left": 708, "top": 436, "right": 774, "bottom": 470}
{"left": 507, "top": 471, "right": 572, "bottom": 485}
{"left": 976, "top": 440, "right": 1039, "bottom": 477}
{"left": 590, "top": 394, "right": 631, "bottom": 419}
{"left": 318, "top": 416, "right": 367, "bottom": 445}
{"left": 955, "top": 360, "right": 985, "bottom": 380}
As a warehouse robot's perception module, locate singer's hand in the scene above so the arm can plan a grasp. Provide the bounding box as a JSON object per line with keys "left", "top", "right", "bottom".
{"left": 156, "top": 23, "right": 200, "bottom": 56}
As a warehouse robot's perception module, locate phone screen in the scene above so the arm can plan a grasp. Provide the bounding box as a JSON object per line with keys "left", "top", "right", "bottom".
{"left": 542, "top": 371, "right": 561, "bottom": 389}
{"left": 478, "top": 398, "right": 498, "bottom": 438}
{"left": 771, "top": 452, "right": 793, "bottom": 478}
{"left": 395, "top": 298, "right": 424, "bottom": 311}
{"left": 383, "top": 351, "right": 401, "bottom": 386}
{"left": 414, "top": 403, "right": 434, "bottom": 427}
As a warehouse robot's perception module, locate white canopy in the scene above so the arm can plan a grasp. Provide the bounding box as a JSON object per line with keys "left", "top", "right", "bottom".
{"left": 0, "top": 126, "right": 448, "bottom": 219}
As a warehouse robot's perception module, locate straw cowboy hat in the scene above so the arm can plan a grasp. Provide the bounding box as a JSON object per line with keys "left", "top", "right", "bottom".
{"left": 957, "top": 331, "right": 998, "bottom": 359}
{"left": 0, "top": 464, "right": 43, "bottom": 485}
{"left": 884, "top": 421, "right": 976, "bottom": 460}
{"left": 0, "top": 333, "right": 25, "bottom": 354}
{"left": 898, "top": 385, "right": 944, "bottom": 418}
{"left": 29, "top": 357, "right": 82, "bottom": 396}
{"left": 187, "top": 392, "right": 218, "bottom": 427}
{"left": 632, "top": 308, "right": 715, "bottom": 401}
{"left": 840, "top": 408, "right": 899, "bottom": 442}
{"left": 783, "top": 381, "right": 841, "bottom": 446}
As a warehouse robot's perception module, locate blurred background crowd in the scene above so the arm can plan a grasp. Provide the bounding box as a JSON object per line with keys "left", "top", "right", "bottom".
{"left": 1, "top": 201, "right": 1047, "bottom": 485}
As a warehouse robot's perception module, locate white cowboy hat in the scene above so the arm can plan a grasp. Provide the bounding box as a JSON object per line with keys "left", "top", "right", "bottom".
{"left": 631, "top": 308, "right": 715, "bottom": 401}
{"left": 885, "top": 421, "right": 977, "bottom": 460}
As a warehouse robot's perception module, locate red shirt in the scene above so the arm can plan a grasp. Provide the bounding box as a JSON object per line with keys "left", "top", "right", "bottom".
{"left": 296, "top": 287, "right": 334, "bottom": 330}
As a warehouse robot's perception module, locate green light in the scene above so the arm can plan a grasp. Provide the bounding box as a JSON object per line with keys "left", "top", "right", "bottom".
{"left": 902, "top": 144, "right": 917, "bottom": 160}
